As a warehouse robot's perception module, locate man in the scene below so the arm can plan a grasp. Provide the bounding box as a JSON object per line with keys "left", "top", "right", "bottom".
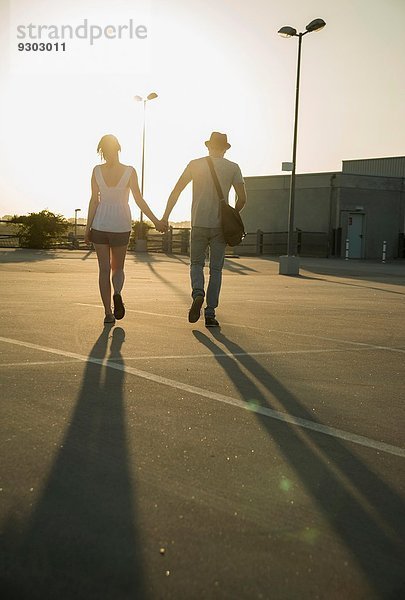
{"left": 162, "top": 132, "right": 247, "bottom": 327}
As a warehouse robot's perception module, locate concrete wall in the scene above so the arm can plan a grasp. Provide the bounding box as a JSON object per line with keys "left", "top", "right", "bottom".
{"left": 244, "top": 173, "right": 336, "bottom": 234}
{"left": 244, "top": 170, "right": 405, "bottom": 259}
{"left": 338, "top": 174, "right": 404, "bottom": 259}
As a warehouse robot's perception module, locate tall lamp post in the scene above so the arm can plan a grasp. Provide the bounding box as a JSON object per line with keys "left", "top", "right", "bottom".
{"left": 278, "top": 18, "right": 326, "bottom": 276}
{"left": 134, "top": 92, "right": 158, "bottom": 224}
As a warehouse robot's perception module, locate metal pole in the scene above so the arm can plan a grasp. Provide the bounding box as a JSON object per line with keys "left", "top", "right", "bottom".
{"left": 74, "top": 211, "right": 77, "bottom": 239}
{"left": 140, "top": 100, "right": 146, "bottom": 223}
{"left": 168, "top": 226, "right": 173, "bottom": 254}
{"left": 287, "top": 32, "right": 303, "bottom": 256}
{"left": 382, "top": 240, "right": 387, "bottom": 263}
{"left": 256, "top": 229, "right": 262, "bottom": 256}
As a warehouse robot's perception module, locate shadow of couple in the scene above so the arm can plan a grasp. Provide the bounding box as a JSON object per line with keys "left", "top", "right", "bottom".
{"left": 192, "top": 326, "right": 405, "bottom": 599}
{"left": 1, "top": 325, "right": 145, "bottom": 600}
{"left": 1, "top": 325, "right": 404, "bottom": 599}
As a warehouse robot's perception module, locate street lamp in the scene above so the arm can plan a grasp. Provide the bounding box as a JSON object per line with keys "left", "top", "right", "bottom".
{"left": 74, "top": 208, "right": 81, "bottom": 239}
{"left": 278, "top": 18, "right": 326, "bottom": 276}
{"left": 134, "top": 92, "right": 158, "bottom": 223}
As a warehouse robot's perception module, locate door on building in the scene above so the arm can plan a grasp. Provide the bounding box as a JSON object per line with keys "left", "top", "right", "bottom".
{"left": 348, "top": 213, "right": 365, "bottom": 258}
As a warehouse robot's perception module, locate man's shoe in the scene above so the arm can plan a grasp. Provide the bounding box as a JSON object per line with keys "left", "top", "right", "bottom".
{"left": 188, "top": 295, "right": 204, "bottom": 323}
{"left": 205, "top": 316, "right": 220, "bottom": 328}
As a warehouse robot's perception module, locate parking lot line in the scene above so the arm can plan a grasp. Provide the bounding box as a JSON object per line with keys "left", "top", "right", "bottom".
{"left": 121, "top": 347, "right": 372, "bottom": 361}
{"left": 0, "top": 359, "right": 80, "bottom": 368}
{"left": 1, "top": 334, "right": 404, "bottom": 459}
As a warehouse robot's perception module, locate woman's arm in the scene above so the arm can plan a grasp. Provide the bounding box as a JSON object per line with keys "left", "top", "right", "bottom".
{"left": 129, "top": 168, "right": 166, "bottom": 231}
{"left": 84, "top": 168, "right": 99, "bottom": 243}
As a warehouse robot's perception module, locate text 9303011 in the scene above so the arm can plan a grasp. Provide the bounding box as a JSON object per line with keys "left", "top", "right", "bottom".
{"left": 18, "top": 42, "right": 66, "bottom": 52}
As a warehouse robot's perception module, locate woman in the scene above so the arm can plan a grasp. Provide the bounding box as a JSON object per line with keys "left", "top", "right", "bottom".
{"left": 85, "top": 134, "right": 165, "bottom": 324}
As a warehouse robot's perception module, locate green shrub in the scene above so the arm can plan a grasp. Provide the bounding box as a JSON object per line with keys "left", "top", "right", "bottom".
{"left": 128, "top": 220, "right": 152, "bottom": 248}
{"left": 10, "top": 210, "right": 69, "bottom": 249}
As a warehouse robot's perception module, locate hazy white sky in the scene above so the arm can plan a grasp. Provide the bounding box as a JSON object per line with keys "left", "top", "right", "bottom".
{"left": 0, "top": 0, "right": 404, "bottom": 222}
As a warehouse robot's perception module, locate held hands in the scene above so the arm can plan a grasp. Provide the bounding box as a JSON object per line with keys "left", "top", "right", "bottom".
{"left": 154, "top": 218, "right": 169, "bottom": 233}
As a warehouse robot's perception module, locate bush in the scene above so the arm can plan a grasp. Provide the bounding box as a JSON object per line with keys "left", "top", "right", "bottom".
{"left": 128, "top": 220, "right": 153, "bottom": 248}
{"left": 10, "top": 210, "right": 69, "bottom": 249}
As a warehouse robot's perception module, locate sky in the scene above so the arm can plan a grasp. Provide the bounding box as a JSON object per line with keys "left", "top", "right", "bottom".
{"left": 0, "top": 0, "right": 404, "bottom": 222}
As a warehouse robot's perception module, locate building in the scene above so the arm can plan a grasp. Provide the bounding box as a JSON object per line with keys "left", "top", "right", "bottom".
{"left": 242, "top": 156, "right": 405, "bottom": 259}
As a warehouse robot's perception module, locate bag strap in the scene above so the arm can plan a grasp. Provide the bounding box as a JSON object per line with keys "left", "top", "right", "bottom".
{"left": 206, "top": 157, "right": 225, "bottom": 201}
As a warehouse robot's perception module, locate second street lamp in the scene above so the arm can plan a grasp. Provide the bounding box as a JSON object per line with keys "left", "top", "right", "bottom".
{"left": 278, "top": 18, "right": 326, "bottom": 276}
{"left": 74, "top": 208, "right": 81, "bottom": 240}
{"left": 134, "top": 92, "right": 158, "bottom": 224}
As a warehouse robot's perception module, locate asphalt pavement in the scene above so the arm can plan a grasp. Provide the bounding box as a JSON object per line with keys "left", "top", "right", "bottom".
{"left": 0, "top": 249, "right": 404, "bottom": 600}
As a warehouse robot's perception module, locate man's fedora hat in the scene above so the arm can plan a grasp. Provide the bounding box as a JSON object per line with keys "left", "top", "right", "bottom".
{"left": 205, "top": 131, "right": 231, "bottom": 150}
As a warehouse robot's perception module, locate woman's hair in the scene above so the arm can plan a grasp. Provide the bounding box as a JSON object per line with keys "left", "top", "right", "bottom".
{"left": 97, "top": 134, "right": 121, "bottom": 161}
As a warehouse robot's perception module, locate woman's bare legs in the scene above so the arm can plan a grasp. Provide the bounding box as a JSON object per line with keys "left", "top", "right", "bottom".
{"left": 94, "top": 243, "right": 113, "bottom": 315}
{"left": 111, "top": 244, "right": 128, "bottom": 295}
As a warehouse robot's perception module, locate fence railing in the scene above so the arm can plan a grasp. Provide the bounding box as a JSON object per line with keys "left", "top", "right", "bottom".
{"left": 3, "top": 216, "right": 404, "bottom": 258}
{"left": 0, "top": 221, "right": 90, "bottom": 250}
{"left": 0, "top": 234, "right": 20, "bottom": 247}
{"left": 399, "top": 233, "right": 405, "bottom": 258}
{"left": 236, "top": 230, "right": 330, "bottom": 258}
{"left": 0, "top": 219, "right": 357, "bottom": 258}
{"left": 0, "top": 221, "right": 332, "bottom": 257}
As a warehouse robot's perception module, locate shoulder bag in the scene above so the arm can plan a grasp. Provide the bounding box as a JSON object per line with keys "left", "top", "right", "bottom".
{"left": 206, "top": 157, "right": 246, "bottom": 247}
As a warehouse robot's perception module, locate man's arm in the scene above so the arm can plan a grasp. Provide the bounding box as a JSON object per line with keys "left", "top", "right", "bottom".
{"left": 233, "top": 181, "right": 247, "bottom": 213}
{"left": 162, "top": 168, "right": 192, "bottom": 223}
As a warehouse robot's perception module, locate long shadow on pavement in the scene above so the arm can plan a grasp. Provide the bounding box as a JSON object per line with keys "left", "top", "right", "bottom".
{"left": 304, "top": 276, "right": 405, "bottom": 297}
{"left": 193, "top": 329, "right": 405, "bottom": 599}
{"left": 0, "top": 327, "right": 145, "bottom": 600}
{"left": 261, "top": 256, "right": 405, "bottom": 289}
{"left": 146, "top": 260, "right": 189, "bottom": 301}
{"left": 223, "top": 257, "right": 258, "bottom": 274}
{"left": 127, "top": 251, "right": 190, "bottom": 301}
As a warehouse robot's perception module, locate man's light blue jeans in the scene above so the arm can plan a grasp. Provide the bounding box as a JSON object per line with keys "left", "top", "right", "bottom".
{"left": 190, "top": 227, "right": 226, "bottom": 318}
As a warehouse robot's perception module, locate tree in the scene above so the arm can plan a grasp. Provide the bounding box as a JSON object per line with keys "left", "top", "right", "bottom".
{"left": 10, "top": 210, "right": 69, "bottom": 249}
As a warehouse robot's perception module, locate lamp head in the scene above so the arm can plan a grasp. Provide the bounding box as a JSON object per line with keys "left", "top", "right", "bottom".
{"left": 147, "top": 92, "right": 158, "bottom": 101}
{"left": 134, "top": 95, "right": 143, "bottom": 102}
{"left": 278, "top": 26, "right": 297, "bottom": 38}
{"left": 306, "top": 18, "right": 326, "bottom": 33}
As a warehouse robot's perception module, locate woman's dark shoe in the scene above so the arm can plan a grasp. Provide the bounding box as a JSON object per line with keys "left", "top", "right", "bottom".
{"left": 113, "top": 293, "right": 125, "bottom": 320}
{"left": 188, "top": 295, "right": 204, "bottom": 323}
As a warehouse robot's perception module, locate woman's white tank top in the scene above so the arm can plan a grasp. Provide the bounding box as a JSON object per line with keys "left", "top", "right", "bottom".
{"left": 91, "top": 165, "right": 133, "bottom": 233}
